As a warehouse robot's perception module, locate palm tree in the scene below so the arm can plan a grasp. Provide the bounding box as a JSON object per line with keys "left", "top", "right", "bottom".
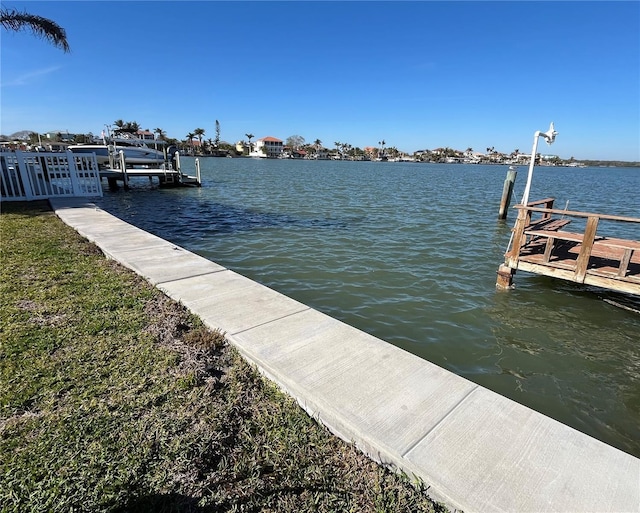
{"left": 245, "top": 133, "right": 254, "bottom": 154}
{"left": 194, "top": 128, "right": 205, "bottom": 145}
{"left": 125, "top": 121, "right": 139, "bottom": 134}
{"left": 153, "top": 128, "right": 166, "bottom": 150}
{"left": 0, "top": 7, "right": 70, "bottom": 52}
{"left": 186, "top": 132, "right": 195, "bottom": 154}
{"left": 314, "top": 139, "right": 322, "bottom": 158}
{"left": 112, "top": 120, "right": 139, "bottom": 136}
{"left": 194, "top": 128, "right": 205, "bottom": 154}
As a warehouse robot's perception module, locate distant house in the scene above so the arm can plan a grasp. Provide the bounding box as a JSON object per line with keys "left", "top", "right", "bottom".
{"left": 236, "top": 141, "right": 248, "bottom": 154}
{"left": 364, "top": 147, "right": 377, "bottom": 160}
{"left": 463, "top": 150, "right": 484, "bottom": 164}
{"left": 281, "top": 147, "right": 307, "bottom": 159}
{"left": 251, "top": 136, "right": 284, "bottom": 158}
{"left": 45, "top": 142, "right": 71, "bottom": 152}
{"left": 310, "top": 147, "right": 330, "bottom": 160}
{"left": 135, "top": 129, "right": 155, "bottom": 141}
{"left": 184, "top": 139, "right": 202, "bottom": 155}
{"left": 43, "top": 131, "right": 77, "bottom": 142}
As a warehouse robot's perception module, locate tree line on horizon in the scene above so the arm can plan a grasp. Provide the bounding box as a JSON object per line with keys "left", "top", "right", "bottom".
{"left": 7, "top": 123, "right": 638, "bottom": 166}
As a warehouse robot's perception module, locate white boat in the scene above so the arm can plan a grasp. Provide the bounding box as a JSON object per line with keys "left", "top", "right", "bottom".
{"left": 69, "top": 135, "right": 166, "bottom": 167}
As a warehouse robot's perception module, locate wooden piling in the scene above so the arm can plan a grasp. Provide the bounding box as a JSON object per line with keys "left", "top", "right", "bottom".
{"left": 496, "top": 264, "right": 515, "bottom": 289}
{"left": 107, "top": 177, "right": 119, "bottom": 190}
{"left": 498, "top": 168, "right": 517, "bottom": 219}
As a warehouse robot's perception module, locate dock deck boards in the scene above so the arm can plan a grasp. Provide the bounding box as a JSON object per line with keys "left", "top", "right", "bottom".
{"left": 499, "top": 200, "right": 640, "bottom": 295}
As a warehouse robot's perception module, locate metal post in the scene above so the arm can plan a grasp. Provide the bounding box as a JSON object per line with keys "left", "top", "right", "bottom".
{"left": 521, "top": 122, "right": 557, "bottom": 207}
{"left": 119, "top": 150, "right": 129, "bottom": 190}
{"left": 521, "top": 132, "right": 541, "bottom": 208}
{"left": 108, "top": 145, "right": 116, "bottom": 169}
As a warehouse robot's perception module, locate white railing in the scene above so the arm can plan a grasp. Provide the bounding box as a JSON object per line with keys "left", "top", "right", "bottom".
{"left": 1, "top": 151, "right": 103, "bottom": 201}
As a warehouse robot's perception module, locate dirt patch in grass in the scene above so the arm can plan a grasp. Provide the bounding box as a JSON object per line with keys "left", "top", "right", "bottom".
{"left": 0, "top": 201, "right": 449, "bottom": 512}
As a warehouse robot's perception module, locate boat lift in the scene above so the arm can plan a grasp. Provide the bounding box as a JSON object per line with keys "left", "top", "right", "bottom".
{"left": 102, "top": 148, "right": 201, "bottom": 189}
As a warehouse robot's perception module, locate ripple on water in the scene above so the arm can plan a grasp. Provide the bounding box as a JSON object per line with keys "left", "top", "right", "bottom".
{"left": 96, "top": 159, "right": 640, "bottom": 457}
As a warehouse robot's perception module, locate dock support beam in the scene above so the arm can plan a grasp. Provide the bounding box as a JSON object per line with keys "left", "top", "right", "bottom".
{"left": 107, "top": 177, "right": 119, "bottom": 190}
{"left": 498, "top": 167, "right": 517, "bottom": 219}
{"left": 118, "top": 151, "right": 130, "bottom": 190}
{"left": 496, "top": 264, "right": 516, "bottom": 289}
{"left": 195, "top": 158, "right": 201, "bottom": 186}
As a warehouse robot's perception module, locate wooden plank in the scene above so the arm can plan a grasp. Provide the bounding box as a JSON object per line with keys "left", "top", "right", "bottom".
{"left": 516, "top": 205, "right": 640, "bottom": 224}
{"left": 525, "top": 218, "right": 571, "bottom": 231}
{"left": 575, "top": 216, "right": 600, "bottom": 282}
{"left": 618, "top": 249, "right": 633, "bottom": 277}
{"left": 506, "top": 208, "right": 530, "bottom": 267}
{"left": 518, "top": 254, "right": 578, "bottom": 271}
{"left": 524, "top": 230, "right": 588, "bottom": 243}
{"left": 542, "top": 219, "right": 572, "bottom": 231}
{"left": 526, "top": 197, "right": 556, "bottom": 207}
{"left": 594, "top": 238, "right": 640, "bottom": 251}
{"left": 543, "top": 238, "right": 555, "bottom": 262}
{"left": 566, "top": 242, "right": 640, "bottom": 261}
{"left": 583, "top": 273, "right": 640, "bottom": 295}
{"left": 516, "top": 260, "right": 640, "bottom": 296}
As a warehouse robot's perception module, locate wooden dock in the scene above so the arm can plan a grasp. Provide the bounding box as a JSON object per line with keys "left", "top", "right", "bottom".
{"left": 497, "top": 198, "right": 640, "bottom": 296}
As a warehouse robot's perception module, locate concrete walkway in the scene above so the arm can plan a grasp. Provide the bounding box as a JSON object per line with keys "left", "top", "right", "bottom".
{"left": 50, "top": 198, "right": 639, "bottom": 513}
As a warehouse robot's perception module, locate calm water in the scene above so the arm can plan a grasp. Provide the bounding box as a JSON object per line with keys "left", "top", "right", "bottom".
{"left": 95, "top": 158, "right": 640, "bottom": 457}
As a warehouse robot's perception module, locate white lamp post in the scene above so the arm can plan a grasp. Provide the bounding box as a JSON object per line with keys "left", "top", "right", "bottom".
{"left": 520, "top": 122, "right": 558, "bottom": 206}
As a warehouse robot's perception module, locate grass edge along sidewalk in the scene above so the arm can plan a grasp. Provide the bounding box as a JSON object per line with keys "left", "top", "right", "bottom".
{"left": 0, "top": 201, "right": 449, "bottom": 513}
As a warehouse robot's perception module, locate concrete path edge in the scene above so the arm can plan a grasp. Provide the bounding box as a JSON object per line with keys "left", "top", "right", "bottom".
{"left": 49, "top": 198, "right": 640, "bottom": 513}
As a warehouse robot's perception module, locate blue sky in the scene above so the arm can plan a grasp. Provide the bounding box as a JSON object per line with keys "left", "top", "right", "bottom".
{"left": 1, "top": 1, "right": 639, "bottom": 161}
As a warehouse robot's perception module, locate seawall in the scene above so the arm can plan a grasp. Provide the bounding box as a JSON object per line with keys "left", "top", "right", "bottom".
{"left": 50, "top": 198, "right": 639, "bottom": 513}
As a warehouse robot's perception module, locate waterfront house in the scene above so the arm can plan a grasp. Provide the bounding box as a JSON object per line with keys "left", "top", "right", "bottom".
{"left": 314, "top": 147, "right": 330, "bottom": 160}
{"left": 251, "top": 136, "right": 284, "bottom": 158}
{"left": 282, "top": 147, "right": 307, "bottom": 159}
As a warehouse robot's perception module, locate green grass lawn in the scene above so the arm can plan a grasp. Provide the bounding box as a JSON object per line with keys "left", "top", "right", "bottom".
{"left": 0, "top": 201, "right": 447, "bottom": 513}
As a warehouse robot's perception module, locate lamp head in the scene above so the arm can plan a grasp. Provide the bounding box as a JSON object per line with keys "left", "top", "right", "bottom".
{"left": 542, "top": 122, "right": 557, "bottom": 145}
